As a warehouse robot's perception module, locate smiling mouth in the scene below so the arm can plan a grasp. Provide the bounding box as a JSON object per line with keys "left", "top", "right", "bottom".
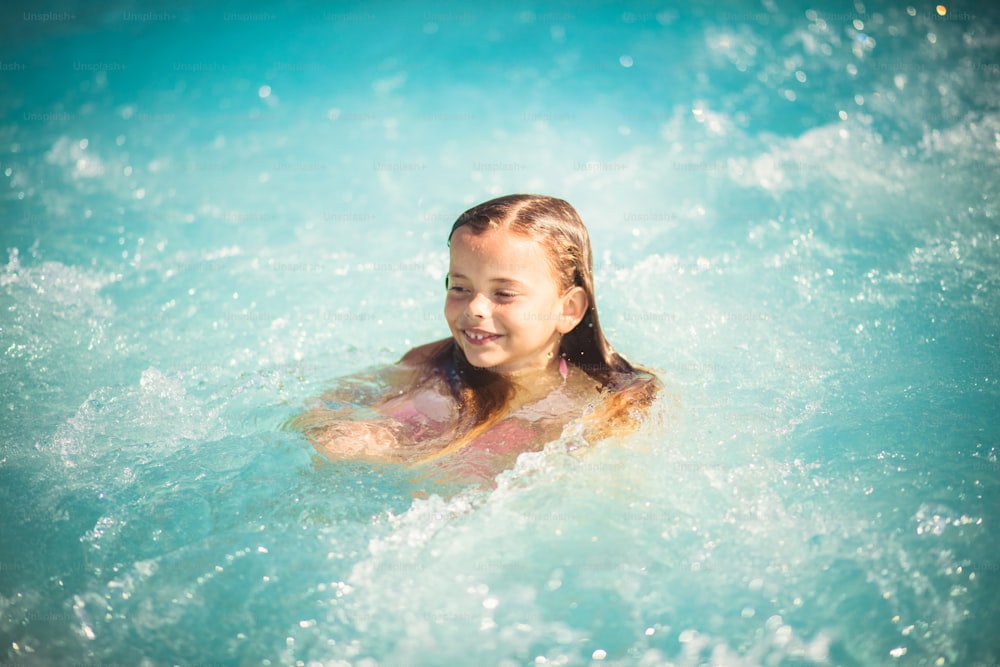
{"left": 462, "top": 329, "right": 501, "bottom": 345}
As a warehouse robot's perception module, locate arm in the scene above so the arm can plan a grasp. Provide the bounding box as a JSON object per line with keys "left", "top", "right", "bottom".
{"left": 286, "top": 339, "right": 454, "bottom": 462}
{"left": 313, "top": 365, "right": 410, "bottom": 408}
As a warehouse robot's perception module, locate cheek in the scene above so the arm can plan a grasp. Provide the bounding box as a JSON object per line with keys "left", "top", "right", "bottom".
{"left": 492, "top": 304, "right": 530, "bottom": 333}
{"left": 443, "top": 298, "right": 461, "bottom": 321}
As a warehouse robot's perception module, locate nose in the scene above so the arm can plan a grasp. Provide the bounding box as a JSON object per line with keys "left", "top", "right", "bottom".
{"left": 465, "top": 292, "right": 491, "bottom": 319}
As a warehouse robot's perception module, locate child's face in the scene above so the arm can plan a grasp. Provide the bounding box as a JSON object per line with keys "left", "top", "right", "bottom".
{"left": 445, "top": 226, "right": 585, "bottom": 375}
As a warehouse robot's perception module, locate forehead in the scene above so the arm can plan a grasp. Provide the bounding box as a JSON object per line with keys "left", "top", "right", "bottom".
{"left": 448, "top": 226, "right": 553, "bottom": 278}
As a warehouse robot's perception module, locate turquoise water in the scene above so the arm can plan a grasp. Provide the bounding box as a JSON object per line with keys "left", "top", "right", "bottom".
{"left": 2, "top": 0, "right": 999, "bottom": 664}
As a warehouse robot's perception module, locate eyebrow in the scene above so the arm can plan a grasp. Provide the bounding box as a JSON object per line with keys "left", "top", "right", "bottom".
{"left": 448, "top": 272, "right": 526, "bottom": 287}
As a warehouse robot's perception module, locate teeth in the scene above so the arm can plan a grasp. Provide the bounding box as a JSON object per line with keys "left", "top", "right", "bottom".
{"left": 467, "top": 331, "right": 492, "bottom": 340}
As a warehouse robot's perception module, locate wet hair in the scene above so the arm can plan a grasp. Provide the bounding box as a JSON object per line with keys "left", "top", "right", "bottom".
{"left": 413, "top": 194, "right": 661, "bottom": 458}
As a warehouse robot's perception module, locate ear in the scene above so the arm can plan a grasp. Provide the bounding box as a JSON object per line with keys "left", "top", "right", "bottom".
{"left": 556, "top": 286, "right": 588, "bottom": 334}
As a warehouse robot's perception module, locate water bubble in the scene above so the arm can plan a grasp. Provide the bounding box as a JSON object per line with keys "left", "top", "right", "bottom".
{"left": 915, "top": 504, "right": 954, "bottom": 535}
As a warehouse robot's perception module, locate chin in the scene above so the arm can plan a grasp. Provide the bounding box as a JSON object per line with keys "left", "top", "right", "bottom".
{"left": 462, "top": 352, "right": 502, "bottom": 370}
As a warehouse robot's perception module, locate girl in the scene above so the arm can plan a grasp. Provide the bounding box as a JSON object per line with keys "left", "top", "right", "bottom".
{"left": 287, "top": 194, "right": 660, "bottom": 484}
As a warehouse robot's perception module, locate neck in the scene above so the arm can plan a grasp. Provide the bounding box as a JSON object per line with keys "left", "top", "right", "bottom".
{"left": 505, "top": 358, "right": 566, "bottom": 403}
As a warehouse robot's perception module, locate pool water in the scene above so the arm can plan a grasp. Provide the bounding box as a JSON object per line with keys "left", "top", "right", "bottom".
{"left": 2, "top": 0, "right": 999, "bottom": 664}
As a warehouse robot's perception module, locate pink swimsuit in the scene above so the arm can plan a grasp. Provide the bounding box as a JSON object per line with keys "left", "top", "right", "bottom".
{"left": 381, "top": 402, "right": 448, "bottom": 443}
{"left": 383, "top": 403, "right": 537, "bottom": 452}
{"left": 464, "top": 419, "right": 539, "bottom": 456}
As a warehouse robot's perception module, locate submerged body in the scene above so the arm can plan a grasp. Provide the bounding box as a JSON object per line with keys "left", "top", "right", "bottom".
{"left": 292, "top": 339, "right": 626, "bottom": 484}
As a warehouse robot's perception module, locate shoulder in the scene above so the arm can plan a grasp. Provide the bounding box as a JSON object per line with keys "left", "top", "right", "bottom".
{"left": 581, "top": 367, "right": 663, "bottom": 439}
{"left": 398, "top": 337, "right": 453, "bottom": 368}
{"left": 611, "top": 368, "right": 662, "bottom": 395}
